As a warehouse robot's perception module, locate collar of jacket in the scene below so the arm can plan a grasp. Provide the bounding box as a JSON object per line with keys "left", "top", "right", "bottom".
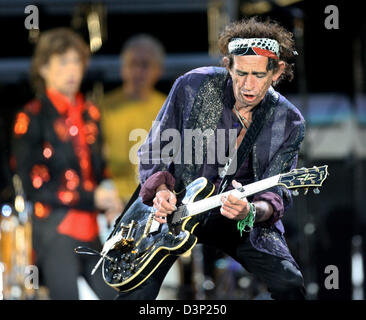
{"left": 174, "top": 69, "right": 279, "bottom": 191}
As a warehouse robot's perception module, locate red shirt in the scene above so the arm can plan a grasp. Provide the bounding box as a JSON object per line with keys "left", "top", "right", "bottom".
{"left": 46, "top": 89, "right": 99, "bottom": 242}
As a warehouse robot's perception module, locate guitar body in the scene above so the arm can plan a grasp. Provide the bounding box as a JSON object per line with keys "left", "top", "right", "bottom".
{"left": 102, "top": 177, "right": 215, "bottom": 292}
{"left": 101, "top": 165, "right": 328, "bottom": 292}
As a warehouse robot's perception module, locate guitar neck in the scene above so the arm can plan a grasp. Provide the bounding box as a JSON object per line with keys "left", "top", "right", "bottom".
{"left": 184, "top": 174, "right": 281, "bottom": 218}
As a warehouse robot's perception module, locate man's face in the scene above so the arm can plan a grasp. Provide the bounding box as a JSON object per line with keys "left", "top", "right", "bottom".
{"left": 121, "top": 46, "right": 162, "bottom": 95}
{"left": 40, "top": 48, "right": 84, "bottom": 98}
{"left": 228, "top": 55, "right": 283, "bottom": 110}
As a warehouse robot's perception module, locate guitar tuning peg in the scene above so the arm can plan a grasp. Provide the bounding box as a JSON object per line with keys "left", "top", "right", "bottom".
{"left": 304, "top": 188, "right": 309, "bottom": 195}
{"left": 313, "top": 188, "right": 320, "bottom": 194}
{"left": 292, "top": 189, "right": 299, "bottom": 196}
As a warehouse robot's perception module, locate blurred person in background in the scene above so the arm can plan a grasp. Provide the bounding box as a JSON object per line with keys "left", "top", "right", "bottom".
{"left": 11, "top": 28, "right": 121, "bottom": 300}
{"left": 98, "top": 34, "right": 167, "bottom": 205}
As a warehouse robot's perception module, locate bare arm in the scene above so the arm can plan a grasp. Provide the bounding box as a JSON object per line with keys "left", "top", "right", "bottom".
{"left": 253, "top": 200, "right": 274, "bottom": 223}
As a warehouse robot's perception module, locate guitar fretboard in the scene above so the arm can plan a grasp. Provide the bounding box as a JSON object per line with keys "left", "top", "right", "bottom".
{"left": 174, "top": 174, "right": 280, "bottom": 221}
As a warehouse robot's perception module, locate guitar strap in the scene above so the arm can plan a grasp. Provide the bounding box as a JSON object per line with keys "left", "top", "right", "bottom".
{"left": 217, "top": 135, "right": 252, "bottom": 195}
{"left": 217, "top": 89, "right": 277, "bottom": 194}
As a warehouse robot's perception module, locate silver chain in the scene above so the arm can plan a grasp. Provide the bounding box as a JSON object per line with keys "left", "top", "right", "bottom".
{"left": 233, "top": 104, "right": 251, "bottom": 129}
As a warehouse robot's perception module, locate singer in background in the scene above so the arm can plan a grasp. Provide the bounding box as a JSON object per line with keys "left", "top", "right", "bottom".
{"left": 11, "top": 28, "right": 121, "bottom": 300}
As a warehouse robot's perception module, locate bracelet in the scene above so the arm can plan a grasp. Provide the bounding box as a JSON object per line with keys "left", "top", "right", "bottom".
{"left": 237, "top": 202, "right": 256, "bottom": 236}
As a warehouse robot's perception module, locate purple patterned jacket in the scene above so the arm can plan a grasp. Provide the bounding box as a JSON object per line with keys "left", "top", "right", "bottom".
{"left": 137, "top": 66, "right": 305, "bottom": 266}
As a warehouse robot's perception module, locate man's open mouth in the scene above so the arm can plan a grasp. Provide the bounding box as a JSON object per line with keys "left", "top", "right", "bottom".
{"left": 243, "top": 94, "right": 256, "bottom": 101}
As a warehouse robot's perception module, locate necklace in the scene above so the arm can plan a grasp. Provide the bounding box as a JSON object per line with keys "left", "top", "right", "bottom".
{"left": 233, "top": 105, "right": 251, "bottom": 129}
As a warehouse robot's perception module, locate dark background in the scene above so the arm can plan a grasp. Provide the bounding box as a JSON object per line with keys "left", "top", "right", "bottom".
{"left": 0, "top": 0, "right": 365, "bottom": 300}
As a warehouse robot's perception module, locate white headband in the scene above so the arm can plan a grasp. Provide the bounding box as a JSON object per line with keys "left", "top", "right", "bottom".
{"left": 228, "top": 38, "right": 280, "bottom": 59}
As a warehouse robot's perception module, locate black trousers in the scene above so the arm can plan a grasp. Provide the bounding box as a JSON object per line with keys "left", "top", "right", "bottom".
{"left": 32, "top": 209, "right": 118, "bottom": 300}
{"left": 116, "top": 215, "right": 306, "bottom": 300}
{"left": 35, "top": 233, "right": 117, "bottom": 300}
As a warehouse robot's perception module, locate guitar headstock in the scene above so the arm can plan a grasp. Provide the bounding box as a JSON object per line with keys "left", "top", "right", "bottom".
{"left": 278, "top": 165, "right": 329, "bottom": 195}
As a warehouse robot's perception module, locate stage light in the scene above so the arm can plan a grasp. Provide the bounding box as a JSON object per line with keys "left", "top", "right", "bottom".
{"left": 1, "top": 204, "right": 12, "bottom": 217}
{"left": 14, "top": 195, "right": 25, "bottom": 213}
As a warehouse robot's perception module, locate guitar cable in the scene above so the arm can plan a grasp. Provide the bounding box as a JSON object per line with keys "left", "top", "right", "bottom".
{"left": 74, "top": 246, "right": 114, "bottom": 262}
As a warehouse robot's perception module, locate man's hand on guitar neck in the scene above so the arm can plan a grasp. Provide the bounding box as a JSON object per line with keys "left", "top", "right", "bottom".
{"left": 152, "top": 184, "right": 177, "bottom": 224}
{"left": 220, "top": 180, "right": 274, "bottom": 223}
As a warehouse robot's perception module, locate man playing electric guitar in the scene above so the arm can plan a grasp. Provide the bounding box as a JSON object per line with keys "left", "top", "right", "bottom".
{"left": 115, "top": 17, "right": 307, "bottom": 300}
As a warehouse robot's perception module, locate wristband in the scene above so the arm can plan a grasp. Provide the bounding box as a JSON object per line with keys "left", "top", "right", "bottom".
{"left": 237, "top": 202, "right": 256, "bottom": 236}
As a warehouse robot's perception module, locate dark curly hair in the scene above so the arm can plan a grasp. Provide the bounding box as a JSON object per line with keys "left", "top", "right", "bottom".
{"left": 218, "top": 17, "right": 297, "bottom": 85}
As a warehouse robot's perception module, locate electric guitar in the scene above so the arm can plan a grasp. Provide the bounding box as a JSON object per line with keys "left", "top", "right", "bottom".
{"left": 101, "top": 165, "right": 329, "bottom": 292}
